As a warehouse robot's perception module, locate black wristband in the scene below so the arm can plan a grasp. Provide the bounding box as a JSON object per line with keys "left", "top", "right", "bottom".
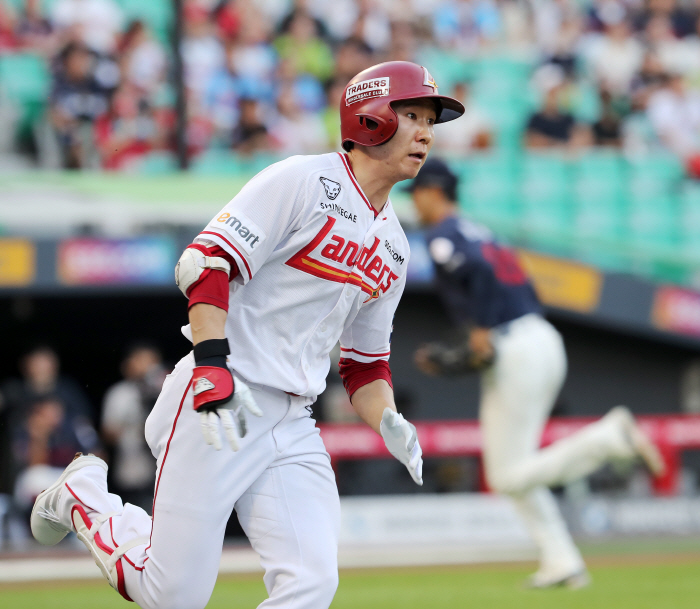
{"left": 194, "top": 338, "right": 230, "bottom": 367}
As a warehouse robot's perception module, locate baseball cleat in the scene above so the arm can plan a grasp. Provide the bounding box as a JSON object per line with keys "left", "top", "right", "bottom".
{"left": 525, "top": 569, "right": 591, "bottom": 590}
{"left": 611, "top": 406, "right": 666, "bottom": 477}
{"left": 30, "top": 452, "right": 108, "bottom": 546}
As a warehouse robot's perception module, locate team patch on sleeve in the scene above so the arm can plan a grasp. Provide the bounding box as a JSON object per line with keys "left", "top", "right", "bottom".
{"left": 208, "top": 211, "right": 266, "bottom": 256}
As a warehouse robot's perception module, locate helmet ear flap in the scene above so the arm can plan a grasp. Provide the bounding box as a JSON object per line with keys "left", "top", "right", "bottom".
{"left": 355, "top": 113, "right": 393, "bottom": 144}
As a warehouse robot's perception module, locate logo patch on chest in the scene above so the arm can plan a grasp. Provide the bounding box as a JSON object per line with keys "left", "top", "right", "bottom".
{"left": 320, "top": 177, "right": 341, "bottom": 200}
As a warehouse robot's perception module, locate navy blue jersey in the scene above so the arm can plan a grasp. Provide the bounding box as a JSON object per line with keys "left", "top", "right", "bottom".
{"left": 425, "top": 215, "right": 541, "bottom": 328}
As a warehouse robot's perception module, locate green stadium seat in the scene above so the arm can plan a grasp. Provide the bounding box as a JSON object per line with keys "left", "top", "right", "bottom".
{"left": 680, "top": 183, "right": 700, "bottom": 249}
{"left": 117, "top": 0, "right": 174, "bottom": 42}
{"left": 415, "top": 48, "right": 476, "bottom": 92}
{"left": 454, "top": 154, "right": 520, "bottom": 231}
{"left": 569, "top": 81, "right": 601, "bottom": 123}
{"left": 0, "top": 52, "right": 50, "bottom": 141}
{"left": 573, "top": 152, "right": 627, "bottom": 239}
{"left": 519, "top": 155, "right": 574, "bottom": 235}
{"left": 0, "top": 53, "right": 50, "bottom": 104}
{"left": 135, "top": 151, "right": 179, "bottom": 175}
{"left": 627, "top": 153, "right": 684, "bottom": 201}
{"left": 475, "top": 57, "right": 532, "bottom": 86}
{"left": 190, "top": 149, "right": 243, "bottom": 176}
{"left": 626, "top": 196, "right": 680, "bottom": 247}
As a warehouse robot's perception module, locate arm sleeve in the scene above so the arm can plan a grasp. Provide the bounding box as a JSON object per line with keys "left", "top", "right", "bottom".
{"left": 338, "top": 358, "right": 392, "bottom": 399}
{"left": 339, "top": 271, "right": 406, "bottom": 363}
{"left": 193, "top": 160, "right": 307, "bottom": 284}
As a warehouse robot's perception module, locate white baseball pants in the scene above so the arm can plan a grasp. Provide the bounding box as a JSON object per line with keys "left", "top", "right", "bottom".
{"left": 480, "top": 314, "right": 629, "bottom": 576}
{"left": 57, "top": 352, "right": 340, "bottom": 609}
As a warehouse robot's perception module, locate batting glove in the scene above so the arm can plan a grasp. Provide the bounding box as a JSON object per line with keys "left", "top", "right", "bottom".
{"left": 192, "top": 339, "right": 263, "bottom": 451}
{"left": 380, "top": 408, "right": 423, "bottom": 486}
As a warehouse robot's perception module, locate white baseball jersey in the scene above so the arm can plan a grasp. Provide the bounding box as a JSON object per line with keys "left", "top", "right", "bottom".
{"left": 191, "top": 152, "right": 410, "bottom": 398}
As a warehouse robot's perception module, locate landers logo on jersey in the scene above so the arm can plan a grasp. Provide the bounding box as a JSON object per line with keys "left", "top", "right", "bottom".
{"left": 422, "top": 67, "right": 438, "bottom": 92}
{"left": 286, "top": 216, "right": 399, "bottom": 303}
{"left": 345, "top": 77, "right": 390, "bottom": 106}
{"left": 319, "top": 177, "right": 341, "bottom": 200}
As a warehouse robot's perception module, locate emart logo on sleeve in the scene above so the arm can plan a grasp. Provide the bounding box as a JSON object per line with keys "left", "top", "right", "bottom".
{"left": 211, "top": 212, "right": 266, "bottom": 256}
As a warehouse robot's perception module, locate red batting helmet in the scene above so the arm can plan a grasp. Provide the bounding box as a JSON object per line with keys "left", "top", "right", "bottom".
{"left": 340, "top": 61, "right": 465, "bottom": 151}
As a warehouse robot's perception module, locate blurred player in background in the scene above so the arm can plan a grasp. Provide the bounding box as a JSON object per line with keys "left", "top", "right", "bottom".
{"left": 410, "top": 158, "right": 666, "bottom": 589}
{"left": 30, "top": 62, "right": 464, "bottom": 609}
{"left": 101, "top": 342, "right": 167, "bottom": 512}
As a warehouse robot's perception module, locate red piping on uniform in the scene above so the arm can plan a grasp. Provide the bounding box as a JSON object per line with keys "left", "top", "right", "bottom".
{"left": 72, "top": 504, "right": 134, "bottom": 602}
{"left": 338, "top": 153, "right": 377, "bottom": 217}
{"left": 65, "top": 483, "right": 97, "bottom": 512}
{"left": 147, "top": 378, "right": 192, "bottom": 554}
{"left": 199, "top": 230, "right": 252, "bottom": 280}
{"left": 111, "top": 517, "right": 145, "bottom": 572}
{"left": 340, "top": 347, "right": 391, "bottom": 357}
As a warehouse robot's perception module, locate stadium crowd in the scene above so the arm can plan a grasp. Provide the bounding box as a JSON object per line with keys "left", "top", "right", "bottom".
{"left": 0, "top": 0, "right": 699, "bottom": 174}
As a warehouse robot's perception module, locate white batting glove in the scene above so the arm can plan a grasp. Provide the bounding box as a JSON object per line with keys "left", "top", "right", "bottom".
{"left": 380, "top": 408, "right": 423, "bottom": 486}
{"left": 199, "top": 376, "right": 263, "bottom": 451}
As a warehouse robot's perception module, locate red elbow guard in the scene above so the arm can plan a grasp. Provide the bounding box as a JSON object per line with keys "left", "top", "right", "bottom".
{"left": 186, "top": 244, "right": 239, "bottom": 312}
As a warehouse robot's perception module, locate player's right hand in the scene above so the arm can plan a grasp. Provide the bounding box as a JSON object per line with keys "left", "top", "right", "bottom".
{"left": 380, "top": 408, "right": 423, "bottom": 486}
{"left": 192, "top": 366, "right": 263, "bottom": 451}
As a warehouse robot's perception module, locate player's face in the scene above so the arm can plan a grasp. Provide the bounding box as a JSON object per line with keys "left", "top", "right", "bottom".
{"left": 391, "top": 100, "right": 436, "bottom": 176}
{"left": 412, "top": 186, "right": 443, "bottom": 225}
{"left": 372, "top": 100, "right": 436, "bottom": 181}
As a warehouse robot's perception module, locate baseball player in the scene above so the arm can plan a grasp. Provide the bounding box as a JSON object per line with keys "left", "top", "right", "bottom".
{"left": 29, "top": 62, "right": 464, "bottom": 609}
{"left": 410, "top": 158, "right": 666, "bottom": 589}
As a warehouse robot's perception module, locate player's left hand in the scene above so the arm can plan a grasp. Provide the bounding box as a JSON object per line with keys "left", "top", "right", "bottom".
{"left": 194, "top": 369, "right": 263, "bottom": 451}
{"left": 380, "top": 408, "right": 423, "bottom": 485}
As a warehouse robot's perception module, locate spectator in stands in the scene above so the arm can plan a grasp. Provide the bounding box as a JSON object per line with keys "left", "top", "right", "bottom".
{"left": 0, "top": 2, "right": 19, "bottom": 50}
{"left": 644, "top": 14, "right": 700, "bottom": 77}
{"left": 270, "top": 83, "right": 327, "bottom": 154}
{"left": 15, "top": 0, "right": 54, "bottom": 54}
{"left": 49, "top": 41, "right": 110, "bottom": 168}
{"left": 101, "top": 343, "right": 167, "bottom": 511}
{"left": 350, "top": 0, "right": 392, "bottom": 53}
{"left": 227, "top": 6, "right": 277, "bottom": 104}
{"left": 432, "top": 0, "right": 503, "bottom": 55}
{"left": 214, "top": 0, "right": 242, "bottom": 43}
{"left": 50, "top": 0, "right": 124, "bottom": 55}
{"left": 333, "top": 36, "right": 374, "bottom": 84}
{"left": 582, "top": 7, "right": 644, "bottom": 97}
{"left": 321, "top": 78, "right": 345, "bottom": 150}
{"left": 275, "top": 57, "right": 326, "bottom": 112}
{"left": 205, "top": 40, "right": 242, "bottom": 146}
{"left": 631, "top": 0, "right": 697, "bottom": 38}
{"left": 94, "top": 82, "right": 165, "bottom": 170}
{"left": 273, "top": 10, "right": 334, "bottom": 82}
{"left": 385, "top": 18, "right": 418, "bottom": 62}
{"left": 646, "top": 72, "right": 700, "bottom": 176}
{"left": 0, "top": 345, "right": 102, "bottom": 501}
{"left": 231, "top": 96, "right": 273, "bottom": 154}
{"left": 525, "top": 64, "right": 591, "bottom": 150}
{"left": 181, "top": 1, "right": 226, "bottom": 116}
{"left": 1, "top": 345, "right": 100, "bottom": 426}
{"left": 592, "top": 87, "right": 624, "bottom": 147}
{"left": 432, "top": 81, "right": 492, "bottom": 154}
{"left": 12, "top": 395, "right": 98, "bottom": 513}
{"left": 630, "top": 51, "right": 669, "bottom": 111}
{"left": 118, "top": 21, "right": 167, "bottom": 99}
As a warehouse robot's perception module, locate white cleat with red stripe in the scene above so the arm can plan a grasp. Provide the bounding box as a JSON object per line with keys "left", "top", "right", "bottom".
{"left": 30, "top": 452, "right": 147, "bottom": 601}
{"left": 30, "top": 452, "right": 108, "bottom": 546}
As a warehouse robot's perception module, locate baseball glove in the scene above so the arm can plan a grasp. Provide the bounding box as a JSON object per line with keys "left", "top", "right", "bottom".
{"left": 419, "top": 340, "right": 494, "bottom": 376}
